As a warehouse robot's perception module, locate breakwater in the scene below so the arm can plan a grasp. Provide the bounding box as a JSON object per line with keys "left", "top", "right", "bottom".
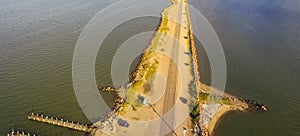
{"left": 98, "top": 86, "right": 125, "bottom": 114}
{"left": 187, "top": 1, "right": 201, "bottom": 92}
{"left": 241, "top": 99, "right": 268, "bottom": 111}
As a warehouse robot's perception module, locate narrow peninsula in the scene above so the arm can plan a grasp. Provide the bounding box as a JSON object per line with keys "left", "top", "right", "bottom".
{"left": 95, "top": 0, "right": 267, "bottom": 136}
{"left": 26, "top": 0, "right": 268, "bottom": 135}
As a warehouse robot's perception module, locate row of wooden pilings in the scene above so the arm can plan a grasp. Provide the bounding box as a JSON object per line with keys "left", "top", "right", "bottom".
{"left": 27, "top": 113, "right": 95, "bottom": 133}
{"left": 7, "top": 129, "right": 37, "bottom": 136}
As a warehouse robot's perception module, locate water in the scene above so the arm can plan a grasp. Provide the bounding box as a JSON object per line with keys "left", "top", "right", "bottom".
{"left": 1, "top": 0, "right": 299, "bottom": 136}
{"left": 0, "top": 0, "right": 167, "bottom": 135}
{"left": 190, "top": 0, "right": 300, "bottom": 135}
{"left": 0, "top": 0, "right": 118, "bottom": 135}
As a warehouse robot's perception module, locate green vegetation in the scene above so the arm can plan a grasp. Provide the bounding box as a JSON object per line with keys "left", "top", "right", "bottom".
{"left": 125, "top": 87, "right": 146, "bottom": 106}
{"left": 188, "top": 80, "right": 197, "bottom": 99}
{"left": 207, "top": 95, "right": 222, "bottom": 103}
{"left": 145, "top": 67, "right": 156, "bottom": 80}
{"left": 197, "top": 92, "right": 232, "bottom": 105}
{"left": 125, "top": 88, "right": 139, "bottom": 105}
{"left": 190, "top": 102, "right": 200, "bottom": 124}
{"left": 160, "top": 18, "right": 169, "bottom": 32}
{"left": 132, "top": 81, "right": 143, "bottom": 90}
{"left": 144, "top": 61, "right": 158, "bottom": 80}
{"left": 161, "top": 27, "right": 169, "bottom": 32}
{"left": 198, "top": 93, "right": 209, "bottom": 103}
{"left": 220, "top": 97, "right": 232, "bottom": 105}
{"left": 150, "top": 38, "right": 159, "bottom": 51}
{"left": 189, "top": 58, "right": 195, "bottom": 76}
{"left": 143, "top": 63, "right": 150, "bottom": 69}
{"left": 187, "top": 31, "right": 192, "bottom": 52}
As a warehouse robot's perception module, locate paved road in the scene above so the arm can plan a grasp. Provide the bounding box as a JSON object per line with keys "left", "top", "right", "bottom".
{"left": 159, "top": 1, "right": 183, "bottom": 136}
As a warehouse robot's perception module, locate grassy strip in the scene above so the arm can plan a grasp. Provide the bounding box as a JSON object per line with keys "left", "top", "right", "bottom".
{"left": 190, "top": 102, "right": 200, "bottom": 129}
{"left": 197, "top": 92, "right": 232, "bottom": 105}
{"left": 188, "top": 80, "right": 197, "bottom": 99}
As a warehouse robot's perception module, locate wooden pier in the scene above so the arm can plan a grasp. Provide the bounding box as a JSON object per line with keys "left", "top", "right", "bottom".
{"left": 7, "top": 130, "right": 37, "bottom": 136}
{"left": 27, "top": 113, "right": 94, "bottom": 133}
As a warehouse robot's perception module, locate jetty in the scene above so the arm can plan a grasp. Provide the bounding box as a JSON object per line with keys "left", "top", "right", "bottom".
{"left": 27, "top": 113, "right": 94, "bottom": 133}
{"left": 7, "top": 129, "right": 37, "bottom": 136}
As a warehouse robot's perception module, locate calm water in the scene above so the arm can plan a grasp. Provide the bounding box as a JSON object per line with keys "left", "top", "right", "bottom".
{"left": 191, "top": 0, "right": 300, "bottom": 135}
{"left": 0, "top": 0, "right": 299, "bottom": 136}
{"left": 0, "top": 0, "right": 117, "bottom": 135}
{"left": 0, "top": 0, "right": 165, "bottom": 135}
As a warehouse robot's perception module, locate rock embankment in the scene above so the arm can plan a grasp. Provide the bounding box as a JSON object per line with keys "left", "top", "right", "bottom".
{"left": 99, "top": 86, "right": 115, "bottom": 93}
{"left": 98, "top": 86, "right": 125, "bottom": 114}
{"left": 240, "top": 98, "right": 268, "bottom": 111}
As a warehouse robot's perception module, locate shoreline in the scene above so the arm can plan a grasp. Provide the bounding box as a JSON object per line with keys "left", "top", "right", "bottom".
{"left": 95, "top": 0, "right": 196, "bottom": 135}
{"left": 197, "top": 88, "right": 268, "bottom": 136}
{"left": 185, "top": 1, "right": 239, "bottom": 135}
{"left": 207, "top": 105, "right": 235, "bottom": 136}
{"left": 96, "top": 0, "right": 268, "bottom": 135}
